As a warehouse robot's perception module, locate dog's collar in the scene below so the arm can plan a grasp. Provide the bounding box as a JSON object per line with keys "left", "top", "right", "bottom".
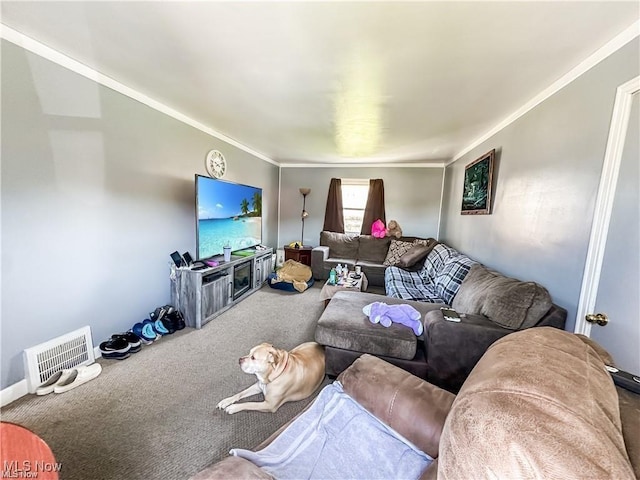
{"left": 265, "top": 351, "right": 289, "bottom": 384}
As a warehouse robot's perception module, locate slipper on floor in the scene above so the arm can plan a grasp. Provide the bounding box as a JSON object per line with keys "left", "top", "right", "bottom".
{"left": 53, "top": 363, "right": 102, "bottom": 394}
{"left": 35, "top": 369, "right": 74, "bottom": 396}
{"left": 132, "top": 321, "right": 157, "bottom": 344}
{"left": 153, "top": 319, "right": 169, "bottom": 335}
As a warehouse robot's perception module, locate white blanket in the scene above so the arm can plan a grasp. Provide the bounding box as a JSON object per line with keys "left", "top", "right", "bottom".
{"left": 231, "top": 382, "right": 432, "bottom": 479}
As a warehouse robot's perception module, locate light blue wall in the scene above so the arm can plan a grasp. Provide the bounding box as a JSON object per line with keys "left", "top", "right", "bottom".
{"left": 440, "top": 39, "right": 639, "bottom": 331}
{"left": 1, "top": 41, "right": 279, "bottom": 389}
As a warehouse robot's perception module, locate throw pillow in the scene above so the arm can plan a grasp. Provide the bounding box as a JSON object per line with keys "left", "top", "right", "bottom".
{"left": 396, "top": 243, "right": 436, "bottom": 269}
{"left": 383, "top": 239, "right": 415, "bottom": 266}
{"left": 413, "top": 238, "right": 437, "bottom": 248}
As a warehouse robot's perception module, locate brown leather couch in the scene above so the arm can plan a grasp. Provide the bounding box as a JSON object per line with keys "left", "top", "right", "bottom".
{"left": 193, "top": 327, "right": 639, "bottom": 479}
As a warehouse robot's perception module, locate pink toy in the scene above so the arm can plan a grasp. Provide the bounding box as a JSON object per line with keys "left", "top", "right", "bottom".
{"left": 362, "top": 302, "right": 423, "bottom": 336}
{"left": 371, "top": 219, "right": 386, "bottom": 238}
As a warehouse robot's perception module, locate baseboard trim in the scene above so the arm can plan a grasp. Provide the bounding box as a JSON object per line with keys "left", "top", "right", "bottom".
{"left": 1, "top": 347, "right": 102, "bottom": 407}
{"left": 1, "top": 379, "right": 28, "bottom": 407}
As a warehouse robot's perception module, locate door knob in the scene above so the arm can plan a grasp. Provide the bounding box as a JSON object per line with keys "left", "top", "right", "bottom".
{"left": 585, "top": 313, "right": 609, "bottom": 326}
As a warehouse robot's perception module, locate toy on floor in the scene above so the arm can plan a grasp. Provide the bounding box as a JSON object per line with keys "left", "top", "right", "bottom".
{"left": 362, "top": 302, "right": 423, "bottom": 336}
{"left": 386, "top": 220, "right": 402, "bottom": 238}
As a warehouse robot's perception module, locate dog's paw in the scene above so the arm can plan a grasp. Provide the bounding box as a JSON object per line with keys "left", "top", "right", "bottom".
{"left": 217, "top": 397, "right": 235, "bottom": 410}
{"left": 224, "top": 404, "right": 242, "bottom": 415}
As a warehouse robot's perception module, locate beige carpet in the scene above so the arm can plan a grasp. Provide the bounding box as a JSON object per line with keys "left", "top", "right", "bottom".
{"left": 1, "top": 283, "right": 331, "bottom": 479}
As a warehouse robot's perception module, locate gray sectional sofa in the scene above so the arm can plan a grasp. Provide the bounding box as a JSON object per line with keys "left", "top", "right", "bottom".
{"left": 312, "top": 237, "right": 567, "bottom": 392}
{"left": 311, "top": 231, "right": 437, "bottom": 286}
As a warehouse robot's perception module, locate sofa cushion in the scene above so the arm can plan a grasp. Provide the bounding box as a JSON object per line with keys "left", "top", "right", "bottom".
{"left": 420, "top": 244, "right": 458, "bottom": 282}
{"left": 383, "top": 239, "right": 415, "bottom": 266}
{"left": 357, "top": 235, "right": 391, "bottom": 263}
{"left": 385, "top": 266, "right": 445, "bottom": 303}
{"left": 438, "top": 328, "right": 634, "bottom": 479}
{"left": 320, "top": 231, "right": 359, "bottom": 259}
{"left": 396, "top": 242, "right": 436, "bottom": 269}
{"left": 433, "top": 255, "right": 477, "bottom": 305}
{"left": 413, "top": 238, "right": 438, "bottom": 248}
{"left": 315, "top": 291, "right": 419, "bottom": 360}
{"left": 452, "top": 264, "right": 552, "bottom": 330}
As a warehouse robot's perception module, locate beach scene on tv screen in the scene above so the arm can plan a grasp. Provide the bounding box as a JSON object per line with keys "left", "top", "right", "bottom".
{"left": 197, "top": 178, "right": 262, "bottom": 259}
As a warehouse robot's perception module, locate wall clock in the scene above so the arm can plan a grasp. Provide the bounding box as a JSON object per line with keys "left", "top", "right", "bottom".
{"left": 205, "top": 150, "right": 227, "bottom": 178}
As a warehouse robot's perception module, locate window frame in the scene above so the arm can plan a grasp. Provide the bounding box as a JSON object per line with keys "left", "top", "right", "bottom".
{"left": 341, "top": 178, "right": 369, "bottom": 235}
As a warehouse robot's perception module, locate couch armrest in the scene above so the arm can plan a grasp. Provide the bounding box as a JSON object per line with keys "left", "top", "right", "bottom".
{"left": 536, "top": 303, "right": 567, "bottom": 329}
{"left": 338, "top": 353, "right": 455, "bottom": 459}
{"left": 311, "top": 246, "right": 330, "bottom": 280}
{"left": 424, "top": 310, "right": 515, "bottom": 393}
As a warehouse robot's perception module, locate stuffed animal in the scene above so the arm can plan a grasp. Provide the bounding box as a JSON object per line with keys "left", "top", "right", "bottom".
{"left": 362, "top": 302, "right": 423, "bottom": 336}
{"left": 386, "top": 220, "right": 403, "bottom": 238}
{"left": 371, "top": 219, "right": 386, "bottom": 238}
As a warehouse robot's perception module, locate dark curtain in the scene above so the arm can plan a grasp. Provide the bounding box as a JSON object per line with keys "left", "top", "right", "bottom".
{"left": 323, "top": 178, "right": 345, "bottom": 233}
{"left": 360, "top": 179, "right": 386, "bottom": 235}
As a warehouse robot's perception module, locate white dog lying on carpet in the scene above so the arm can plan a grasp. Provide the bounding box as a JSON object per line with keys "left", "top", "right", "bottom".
{"left": 217, "top": 342, "right": 325, "bottom": 414}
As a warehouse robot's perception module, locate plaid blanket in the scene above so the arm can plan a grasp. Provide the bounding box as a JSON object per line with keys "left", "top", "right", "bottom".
{"left": 385, "top": 267, "right": 445, "bottom": 303}
{"left": 385, "top": 244, "right": 477, "bottom": 304}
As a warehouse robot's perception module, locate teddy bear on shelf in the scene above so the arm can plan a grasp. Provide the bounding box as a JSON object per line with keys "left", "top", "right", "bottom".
{"left": 362, "top": 302, "right": 423, "bottom": 336}
{"left": 386, "top": 220, "right": 403, "bottom": 238}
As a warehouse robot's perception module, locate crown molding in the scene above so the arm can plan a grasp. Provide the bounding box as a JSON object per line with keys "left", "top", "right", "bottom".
{"left": 0, "top": 24, "right": 280, "bottom": 167}
{"left": 281, "top": 162, "right": 446, "bottom": 168}
{"left": 448, "top": 19, "right": 640, "bottom": 166}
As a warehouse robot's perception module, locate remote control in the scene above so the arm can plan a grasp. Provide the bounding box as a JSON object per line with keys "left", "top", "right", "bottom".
{"left": 606, "top": 365, "right": 640, "bottom": 394}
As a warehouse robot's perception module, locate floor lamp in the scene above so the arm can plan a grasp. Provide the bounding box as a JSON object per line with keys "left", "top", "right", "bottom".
{"left": 299, "top": 188, "right": 310, "bottom": 247}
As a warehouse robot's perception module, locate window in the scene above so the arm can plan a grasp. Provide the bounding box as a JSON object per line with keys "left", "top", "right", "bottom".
{"left": 342, "top": 179, "right": 369, "bottom": 234}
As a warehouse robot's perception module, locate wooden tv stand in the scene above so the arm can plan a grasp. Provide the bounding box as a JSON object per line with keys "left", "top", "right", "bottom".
{"left": 170, "top": 248, "right": 273, "bottom": 329}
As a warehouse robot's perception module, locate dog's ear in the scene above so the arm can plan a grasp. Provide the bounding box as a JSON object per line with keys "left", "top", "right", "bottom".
{"left": 267, "top": 347, "right": 282, "bottom": 366}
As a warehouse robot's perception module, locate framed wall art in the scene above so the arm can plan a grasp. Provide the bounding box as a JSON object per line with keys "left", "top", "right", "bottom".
{"left": 461, "top": 149, "right": 495, "bottom": 215}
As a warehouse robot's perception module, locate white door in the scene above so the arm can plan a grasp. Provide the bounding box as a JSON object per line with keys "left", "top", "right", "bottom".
{"left": 576, "top": 77, "right": 639, "bottom": 374}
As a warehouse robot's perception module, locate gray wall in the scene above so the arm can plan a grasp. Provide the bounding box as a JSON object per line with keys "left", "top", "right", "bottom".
{"left": 440, "top": 39, "right": 639, "bottom": 331}
{"left": 279, "top": 167, "right": 444, "bottom": 248}
{"left": 1, "top": 41, "right": 279, "bottom": 389}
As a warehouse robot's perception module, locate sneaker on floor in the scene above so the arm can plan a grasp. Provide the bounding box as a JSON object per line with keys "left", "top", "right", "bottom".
{"left": 35, "top": 369, "right": 74, "bottom": 396}
{"left": 111, "top": 331, "right": 142, "bottom": 353}
{"left": 53, "top": 363, "right": 102, "bottom": 393}
{"left": 160, "top": 317, "right": 176, "bottom": 334}
{"left": 99, "top": 337, "right": 131, "bottom": 360}
{"left": 165, "top": 309, "right": 186, "bottom": 330}
{"left": 149, "top": 306, "right": 167, "bottom": 323}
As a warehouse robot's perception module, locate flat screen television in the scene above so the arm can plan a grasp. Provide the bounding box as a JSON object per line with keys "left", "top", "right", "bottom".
{"left": 195, "top": 175, "right": 262, "bottom": 260}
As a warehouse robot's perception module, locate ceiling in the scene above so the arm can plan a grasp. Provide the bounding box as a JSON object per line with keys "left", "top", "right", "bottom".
{"left": 2, "top": 2, "right": 638, "bottom": 166}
